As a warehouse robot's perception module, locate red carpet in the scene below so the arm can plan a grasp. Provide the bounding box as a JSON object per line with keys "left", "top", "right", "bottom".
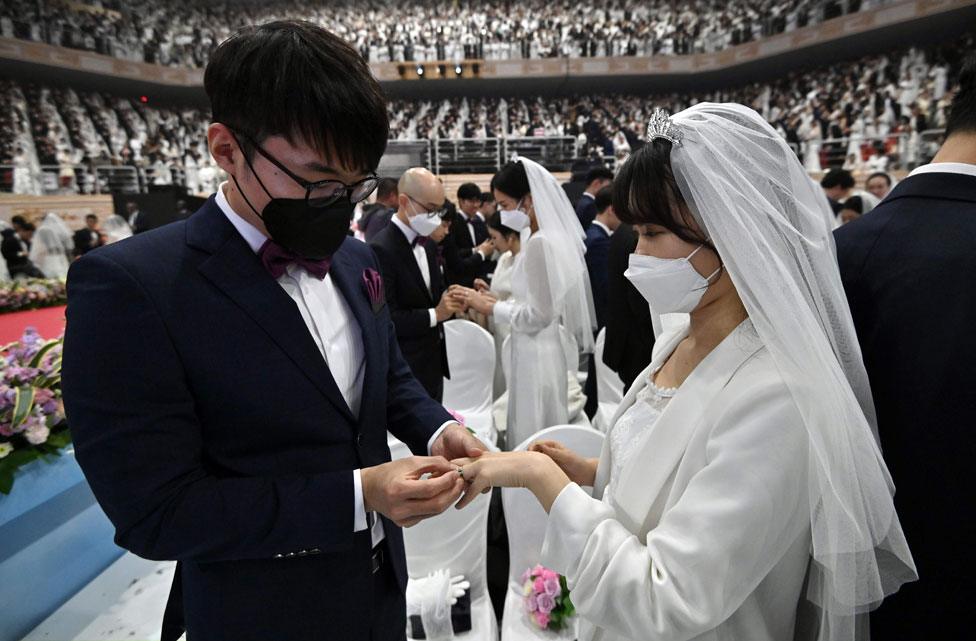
{"left": 0, "top": 306, "right": 68, "bottom": 343}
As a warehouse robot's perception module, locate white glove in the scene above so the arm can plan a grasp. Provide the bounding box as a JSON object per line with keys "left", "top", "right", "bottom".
{"left": 406, "top": 570, "right": 469, "bottom": 640}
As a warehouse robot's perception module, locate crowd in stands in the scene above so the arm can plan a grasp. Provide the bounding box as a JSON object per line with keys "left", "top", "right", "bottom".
{"left": 1, "top": 0, "right": 894, "bottom": 68}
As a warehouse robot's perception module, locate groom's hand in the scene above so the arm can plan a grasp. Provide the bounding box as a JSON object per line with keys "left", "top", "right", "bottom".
{"left": 431, "top": 422, "right": 488, "bottom": 461}
{"left": 361, "top": 456, "right": 465, "bottom": 528}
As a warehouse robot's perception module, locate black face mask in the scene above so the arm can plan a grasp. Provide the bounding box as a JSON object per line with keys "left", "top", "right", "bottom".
{"left": 234, "top": 172, "right": 352, "bottom": 260}
{"left": 232, "top": 146, "right": 354, "bottom": 261}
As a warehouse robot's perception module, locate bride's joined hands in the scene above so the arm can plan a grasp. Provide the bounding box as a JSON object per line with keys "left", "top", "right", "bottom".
{"left": 450, "top": 449, "right": 572, "bottom": 512}
{"left": 529, "top": 440, "right": 598, "bottom": 487}
{"left": 452, "top": 287, "right": 496, "bottom": 315}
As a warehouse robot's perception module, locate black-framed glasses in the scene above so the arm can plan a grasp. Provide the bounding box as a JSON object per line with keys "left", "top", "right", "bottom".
{"left": 406, "top": 194, "right": 448, "bottom": 219}
{"left": 234, "top": 131, "right": 379, "bottom": 207}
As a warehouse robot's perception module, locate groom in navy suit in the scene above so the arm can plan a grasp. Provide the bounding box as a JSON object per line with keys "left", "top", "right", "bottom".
{"left": 61, "top": 21, "right": 485, "bottom": 641}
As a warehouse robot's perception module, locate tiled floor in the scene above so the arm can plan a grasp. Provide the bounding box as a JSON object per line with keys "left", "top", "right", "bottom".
{"left": 24, "top": 554, "right": 179, "bottom": 641}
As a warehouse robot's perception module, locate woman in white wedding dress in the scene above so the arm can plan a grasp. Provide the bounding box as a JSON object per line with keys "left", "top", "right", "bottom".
{"left": 453, "top": 105, "right": 916, "bottom": 641}
{"left": 29, "top": 213, "right": 72, "bottom": 279}
{"left": 457, "top": 157, "right": 596, "bottom": 448}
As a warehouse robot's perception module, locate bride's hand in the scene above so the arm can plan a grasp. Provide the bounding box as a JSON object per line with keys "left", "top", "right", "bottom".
{"left": 451, "top": 451, "right": 571, "bottom": 512}
{"left": 529, "top": 440, "right": 598, "bottom": 487}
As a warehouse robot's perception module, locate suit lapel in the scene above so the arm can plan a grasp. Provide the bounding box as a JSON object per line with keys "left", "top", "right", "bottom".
{"left": 188, "top": 201, "right": 357, "bottom": 423}
{"left": 391, "top": 225, "right": 434, "bottom": 304}
{"left": 610, "top": 320, "right": 764, "bottom": 529}
{"left": 328, "top": 249, "right": 382, "bottom": 428}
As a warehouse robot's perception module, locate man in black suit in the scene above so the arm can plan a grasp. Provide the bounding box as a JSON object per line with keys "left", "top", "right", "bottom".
{"left": 124, "top": 200, "right": 148, "bottom": 234}
{"left": 445, "top": 182, "right": 493, "bottom": 287}
{"left": 2, "top": 221, "right": 44, "bottom": 279}
{"left": 582, "top": 186, "right": 620, "bottom": 417}
{"left": 359, "top": 176, "right": 399, "bottom": 242}
{"left": 602, "top": 223, "right": 654, "bottom": 392}
{"left": 834, "top": 54, "right": 976, "bottom": 641}
{"left": 574, "top": 166, "right": 613, "bottom": 230}
{"left": 370, "top": 167, "right": 461, "bottom": 401}
{"left": 61, "top": 22, "right": 485, "bottom": 641}
{"left": 72, "top": 214, "right": 103, "bottom": 257}
{"left": 584, "top": 186, "right": 619, "bottom": 331}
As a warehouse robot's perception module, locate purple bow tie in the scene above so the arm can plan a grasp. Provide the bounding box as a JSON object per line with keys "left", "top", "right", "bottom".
{"left": 412, "top": 236, "right": 429, "bottom": 248}
{"left": 259, "top": 240, "right": 331, "bottom": 280}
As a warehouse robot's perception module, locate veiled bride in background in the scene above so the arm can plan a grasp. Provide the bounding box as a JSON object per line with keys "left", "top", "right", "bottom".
{"left": 452, "top": 104, "right": 916, "bottom": 641}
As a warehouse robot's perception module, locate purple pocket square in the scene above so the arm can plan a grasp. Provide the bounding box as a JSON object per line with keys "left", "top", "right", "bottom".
{"left": 363, "top": 268, "right": 386, "bottom": 314}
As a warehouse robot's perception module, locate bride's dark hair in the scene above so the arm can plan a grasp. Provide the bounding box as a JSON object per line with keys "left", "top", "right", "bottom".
{"left": 491, "top": 161, "right": 530, "bottom": 200}
{"left": 613, "top": 139, "right": 714, "bottom": 252}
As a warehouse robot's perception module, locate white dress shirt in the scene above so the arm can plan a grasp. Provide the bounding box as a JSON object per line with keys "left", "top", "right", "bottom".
{"left": 391, "top": 215, "right": 438, "bottom": 328}
{"left": 908, "top": 161, "right": 976, "bottom": 179}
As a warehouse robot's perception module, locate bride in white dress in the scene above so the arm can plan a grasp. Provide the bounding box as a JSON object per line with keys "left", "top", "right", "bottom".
{"left": 29, "top": 213, "right": 72, "bottom": 279}
{"left": 458, "top": 157, "right": 596, "bottom": 448}
{"left": 452, "top": 105, "right": 916, "bottom": 641}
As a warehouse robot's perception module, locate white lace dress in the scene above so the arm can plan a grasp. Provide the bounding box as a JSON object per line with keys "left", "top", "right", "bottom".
{"left": 603, "top": 371, "right": 677, "bottom": 503}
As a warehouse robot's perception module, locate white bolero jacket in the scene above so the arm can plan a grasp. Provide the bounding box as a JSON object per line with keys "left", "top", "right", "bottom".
{"left": 540, "top": 319, "right": 814, "bottom": 641}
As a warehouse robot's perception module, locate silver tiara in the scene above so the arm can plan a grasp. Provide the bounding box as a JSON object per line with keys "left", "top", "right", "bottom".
{"left": 645, "top": 108, "right": 683, "bottom": 146}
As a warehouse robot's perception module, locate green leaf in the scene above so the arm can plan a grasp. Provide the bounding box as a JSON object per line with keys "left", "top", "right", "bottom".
{"left": 11, "top": 387, "right": 36, "bottom": 429}
{"left": 46, "top": 430, "right": 72, "bottom": 449}
{"left": 28, "top": 339, "right": 61, "bottom": 369}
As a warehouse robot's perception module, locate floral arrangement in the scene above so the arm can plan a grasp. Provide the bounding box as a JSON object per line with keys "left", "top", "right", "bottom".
{"left": 521, "top": 564, "right": 575, "bottom": 631}
{"left": 0, "top": 279, "right": 67, "bottom": 314}
{"left": 0, "top": 328, "right": 69, "bottom": 494}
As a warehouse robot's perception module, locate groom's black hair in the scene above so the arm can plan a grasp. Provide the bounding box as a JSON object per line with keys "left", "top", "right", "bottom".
{"left": 946, "top": 53, "right": 976, "bottom": 136}
{"left": 612, "top": 138, "right": 715, "bottom": 253}
{"left": 204, "top": 20, "right": 389, "bottom": 172}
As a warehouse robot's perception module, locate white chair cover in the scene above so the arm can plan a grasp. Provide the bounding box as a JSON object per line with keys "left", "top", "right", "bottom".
{"left": 500, "top": 426, "right": 604, "bottom": 641}
{"left": 389, "top": 439, "right": 499, "bottom": 641}
{"left": 443, "top": 320, "right": 497, "bottom": 446}
{"left": 591, "top": 328, "right": 624, "bottom": 433}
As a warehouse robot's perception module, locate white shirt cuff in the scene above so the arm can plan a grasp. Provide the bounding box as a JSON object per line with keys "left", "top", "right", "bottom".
{"left": 427, "top": 420, "right": 459, "bottom": 455}
{"left": 493, "top": 300, "right": 513, "bottom": 325}
{"left": 353, "top": 469, "right": 368, "bottom": 532}
{"left": 429, "top": 308, "right": 438, "bottom": 328}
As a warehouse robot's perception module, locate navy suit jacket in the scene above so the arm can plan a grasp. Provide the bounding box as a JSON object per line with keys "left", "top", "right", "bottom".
{"left": 575, "top": 193, "right": 598, "bottom": 230}
{"left": 61, "top": 197, "right": 453, "bottom": 641}
{"left": 602, "top": 224, "right": 654, "bottom": 391}
{"left": 444, "top": 214, "right": 488, "bottom": 287}
{"left": 834, "top": 171, "right": 976, "bottom": 637}
{"left": 370, "top": 222, "right": 450, "bottom": 400}
{"left": 584, "top": 223, "right": 611, "bottom": 330}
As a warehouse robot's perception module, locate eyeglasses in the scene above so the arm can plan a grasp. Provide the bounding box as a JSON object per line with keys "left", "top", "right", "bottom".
{"left": 233, "top": 131, "right": 379, "bottom": 207}
{"left": 406, "top": 194, "right": 448, "bottom": 219}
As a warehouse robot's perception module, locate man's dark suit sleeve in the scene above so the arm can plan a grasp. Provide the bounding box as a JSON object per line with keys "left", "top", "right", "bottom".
{"left": 585, "top": 233, "right": 610, "bottom": 328}
{"left": 62, "top": 253, "right": 355, "bottom": 563}
{"left": 576, "top": 198, "right": 598, "bottom": 229}
{"left": 371, "top": 242, "right": 434, "bottom": 339}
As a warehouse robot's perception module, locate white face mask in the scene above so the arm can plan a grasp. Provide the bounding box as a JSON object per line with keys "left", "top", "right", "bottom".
{"left": 499, "top": 198, "right": 531, "bottom": 231}
{"left": 407, "top": 202, "right": 442, "bottom": 237}
{"left": 624, "top": 245, "right": 721, "bottom": 314}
